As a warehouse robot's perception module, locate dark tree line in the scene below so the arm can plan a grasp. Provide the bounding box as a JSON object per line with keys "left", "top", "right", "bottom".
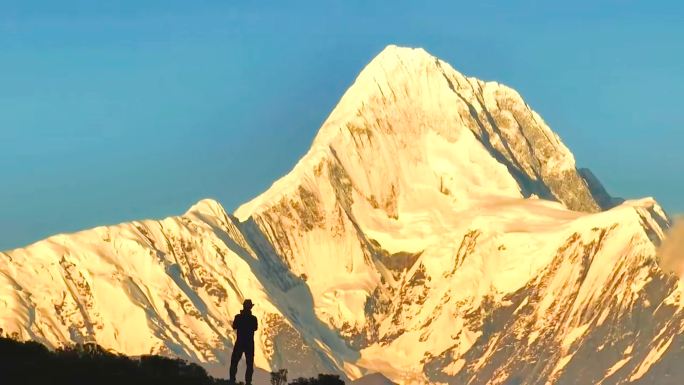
{"left": 0, "top": 336, "right": 344, "bottom": 385}
{"left": 271, "top": 369, "right": 345, "bottom": 385}
{"left": 288, "top": 374, "right": 345, "bottom": 385}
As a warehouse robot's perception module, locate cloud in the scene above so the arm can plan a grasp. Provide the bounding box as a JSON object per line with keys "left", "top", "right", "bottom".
{"left": 657, "top": 216, "right": 684, "bottom": 277}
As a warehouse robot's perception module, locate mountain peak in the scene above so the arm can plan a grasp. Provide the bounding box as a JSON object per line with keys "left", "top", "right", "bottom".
{"left": 0, "top": 45, "right": 677, "bottom": 385}
{"left": 186, "top": 198, "right": 227, "bottom": 217}
{"left": 369, "top": 44, "right": 434, "bottom": 67}
{"left": 237, "top": 45, "right": 610, "bottom": 222}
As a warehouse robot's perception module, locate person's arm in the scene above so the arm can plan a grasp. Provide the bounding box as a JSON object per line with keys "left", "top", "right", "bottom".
{"left": 253, "top": 316, "right": 258, "bottom": 331}
{"left": 232, "top": 314, "right": 239, "bottom": 329}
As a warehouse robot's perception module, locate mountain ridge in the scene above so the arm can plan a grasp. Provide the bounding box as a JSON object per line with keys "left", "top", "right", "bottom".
{"left": 1, "top": 45, "right": 681, "bottom": 385}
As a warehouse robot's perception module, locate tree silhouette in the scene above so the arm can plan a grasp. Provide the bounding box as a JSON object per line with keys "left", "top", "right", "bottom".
{"left": 271, "top": 368, "right": 288, "bottom": 385}
{"left": 288, "top": 374, "right": 345, "bottom": 385}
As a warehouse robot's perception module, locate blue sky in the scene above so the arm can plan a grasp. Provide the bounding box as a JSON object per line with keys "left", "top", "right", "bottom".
{"left": 0, "top": 1, "right": 682, "bottom": 250}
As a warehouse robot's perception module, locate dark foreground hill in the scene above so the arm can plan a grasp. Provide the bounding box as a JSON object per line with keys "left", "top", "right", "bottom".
{"left": 0, "top": 337, "right": 345, "bottom": 385}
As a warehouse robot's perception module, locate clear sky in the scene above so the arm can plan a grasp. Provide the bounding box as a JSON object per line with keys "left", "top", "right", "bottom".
{"left": 1, "top": 1, "right": 682, "bottom": 250}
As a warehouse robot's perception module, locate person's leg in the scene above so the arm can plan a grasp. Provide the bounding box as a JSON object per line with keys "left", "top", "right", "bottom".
{"left": 245, "top": 344, "right": 255, "bottom": 385}
{"left": 229, "top": 344, "right": 244, "bottom": 383}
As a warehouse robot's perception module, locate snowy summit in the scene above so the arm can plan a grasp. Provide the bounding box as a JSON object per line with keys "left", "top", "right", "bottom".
{"left": 0, "top": 45, "right": 680, "bottom": 385}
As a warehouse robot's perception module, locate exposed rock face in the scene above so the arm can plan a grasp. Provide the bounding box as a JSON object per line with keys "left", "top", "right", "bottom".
{"left": 0, "top": 46, "right": 680, "bottom": 385}
{"left": 579, "top": 168, "right": 625, "bottom": 209}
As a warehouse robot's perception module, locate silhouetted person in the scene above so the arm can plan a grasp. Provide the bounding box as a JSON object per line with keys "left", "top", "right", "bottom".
{"left": 229, "top": 299, "right": 258, "bottom": 385}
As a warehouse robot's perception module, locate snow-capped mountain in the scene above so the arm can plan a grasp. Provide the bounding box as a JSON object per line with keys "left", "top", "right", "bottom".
{"left": 1, "top": 45, "right": 681, "bottom": 385}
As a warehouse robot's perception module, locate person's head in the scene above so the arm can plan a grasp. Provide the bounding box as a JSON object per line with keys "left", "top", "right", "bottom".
{"left": 243, "top": 299, "right": 254, "bottom": 311}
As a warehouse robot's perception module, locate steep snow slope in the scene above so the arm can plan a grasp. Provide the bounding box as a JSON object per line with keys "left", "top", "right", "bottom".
{"left": 1, "top": 45, "right": 682, "bottom": 385}
{"left": 232, "top": 44, "right": 624, "bottom": 343}
{"left": 0, "top": 199, "right": 357, "bottom": 379}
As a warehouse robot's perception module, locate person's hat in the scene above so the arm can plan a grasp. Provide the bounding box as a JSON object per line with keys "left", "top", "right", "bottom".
{"left": 243, "top": 299, "right": 254, "bottom": 309}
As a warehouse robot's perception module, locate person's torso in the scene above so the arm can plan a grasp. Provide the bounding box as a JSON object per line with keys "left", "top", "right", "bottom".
{"left": 235, "top": 312, "right": 257, "bottom": 342}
